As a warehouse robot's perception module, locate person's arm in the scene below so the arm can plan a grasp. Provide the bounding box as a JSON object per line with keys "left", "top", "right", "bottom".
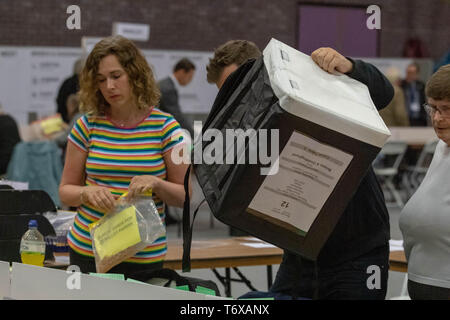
{"left": 311, "top": 47, "right": 394, "bottom": 110}
{"left": 59, "top": 141, "right": 116, "bottom": 211}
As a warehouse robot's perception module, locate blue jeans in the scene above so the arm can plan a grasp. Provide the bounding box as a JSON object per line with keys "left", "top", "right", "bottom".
{"left": 270, "top": 245, "right": 389, "bottom": 300}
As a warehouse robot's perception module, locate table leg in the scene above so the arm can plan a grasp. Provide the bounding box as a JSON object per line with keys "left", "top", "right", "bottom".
{"left": 212, "top": 268, "right": 232, "bottom": 297}
{"left": 267, "top": 265, "right": 273, "bottom": 290}
{"left": 225, "top": 267, "right": 231, "bottom": 297}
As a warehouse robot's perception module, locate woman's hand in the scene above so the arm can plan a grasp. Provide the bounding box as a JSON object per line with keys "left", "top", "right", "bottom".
{"left": 127, "top": 175, "right": 162, "bottom": 199}
{"left": 80, "top": 186, "right": 116, "bottom": 212}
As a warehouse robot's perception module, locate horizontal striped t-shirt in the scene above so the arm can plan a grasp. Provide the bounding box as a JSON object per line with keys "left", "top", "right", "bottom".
{"left": 67, "top": 107, "right": 184, "bottom": 264}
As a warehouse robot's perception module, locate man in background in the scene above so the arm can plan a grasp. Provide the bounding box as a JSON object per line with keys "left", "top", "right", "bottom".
{"left": 206, "top": 40, "right": 393, "bottom": 299}
{"left": 158, "top": 58, "right": 195, "bottom": 225}
{"left": 401, "top": 62, "right": 427, "bottom": 126}
{"left": 158, "top": 58, "right": 196, "bottom": 137}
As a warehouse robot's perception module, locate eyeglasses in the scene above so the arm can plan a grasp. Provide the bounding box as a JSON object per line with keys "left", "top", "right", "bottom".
{"left": 424, "top": 103, "right": 450, "bottom": 118}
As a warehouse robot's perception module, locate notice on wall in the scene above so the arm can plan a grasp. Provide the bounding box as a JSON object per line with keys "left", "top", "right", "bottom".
{"left": 0, "top": 46, "right": 217, "bottom": 126}
{"left": 0, "top": 46, "right": 81, "bottom": 124}
{"left": 247, "top": 131, "right": 353, "bottom": 235}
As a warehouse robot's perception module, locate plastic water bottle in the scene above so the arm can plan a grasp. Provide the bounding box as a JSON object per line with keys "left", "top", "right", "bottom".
{"left": 20, "top": 220, "right": 46, "bottom": 266}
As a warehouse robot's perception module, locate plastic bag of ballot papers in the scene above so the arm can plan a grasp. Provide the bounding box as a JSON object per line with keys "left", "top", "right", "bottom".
{"left": 180, "top": 38, "right": 391, "bottom": 272}
{"left": 89, "top": 191, "right": 165, "bottom": 273}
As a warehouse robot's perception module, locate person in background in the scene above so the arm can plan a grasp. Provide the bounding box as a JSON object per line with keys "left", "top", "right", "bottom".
{"left": 434, "top": 50, "right": 450, "bottom": 72}
{"left": 54, "top": 93, "right": 82, "bottom": 150}
{"left": 158, "top": 58, "right": 196, "bottom": 137}
{"left": 206, "top": 40, "right": 394, "bottom": 299}
{"left": 399, "top": 64, "right": 450, "bottom": 300}
{"left": 400, "top": 62, "right": 427, "bottom": 126}
{"left": 56, "top": 58, "right": 85, "bottom": 123}
{"left": 158, "top": 58, "right": 196, "bottom": 225}
{"left": 59, "top": 36, "right": 189, "bottom": 280}
{"left": 0, "top": 103, "right": 21, "bottom": 176}
{"left": 379, "top": 67, "right": 410, "bottom": 127}
{"left": 206, "top": 40, "right": 261, "bottom": 89}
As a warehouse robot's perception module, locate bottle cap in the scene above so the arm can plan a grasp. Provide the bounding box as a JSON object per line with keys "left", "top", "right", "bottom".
{"left": 28, "top": 219, "right": 38, "bottom": 228}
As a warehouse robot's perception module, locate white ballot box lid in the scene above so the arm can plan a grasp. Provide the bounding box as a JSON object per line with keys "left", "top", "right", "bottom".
{"left": 263, "top": 38, "right": 390, "bottom": 148}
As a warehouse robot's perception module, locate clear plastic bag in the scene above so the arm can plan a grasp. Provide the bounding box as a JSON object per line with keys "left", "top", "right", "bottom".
{"left": 89, "top": 193, "right": 165, "bottom": 273}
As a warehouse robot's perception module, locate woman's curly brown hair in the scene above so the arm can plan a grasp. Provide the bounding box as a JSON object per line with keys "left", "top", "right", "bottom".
{"left": 79, "top": 35, "right": 160, "bottom": 115}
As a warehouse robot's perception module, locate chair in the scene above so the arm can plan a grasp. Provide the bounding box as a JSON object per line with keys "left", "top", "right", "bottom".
{"left": 401, "top": 139, "right": 438, "bottom": 199}
{"left": 373, "top": 141, "right": 409, "bottom": 207}
{"left": 5, "top": 141, "right": 63, "bottom": 207}
{"left": 0, "top": 190, "right": 57, "bottom": 215}
{"left": 0, "top": 214, "right": 55, "bottom": 263}
{"left": 0, "top": 189, "right": 57, "bottom": 263}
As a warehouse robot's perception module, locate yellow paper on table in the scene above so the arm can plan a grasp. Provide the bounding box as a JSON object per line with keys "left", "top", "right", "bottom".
{"left": 39, "top": 114, "right": 64, "bottom": 135}
{"left": 91, "top": 206, "right": 141, "bottom": 261}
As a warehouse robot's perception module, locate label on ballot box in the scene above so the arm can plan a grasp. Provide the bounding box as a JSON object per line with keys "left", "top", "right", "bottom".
{"left": 248, "top": 131, "right": 353, "bottom": 235}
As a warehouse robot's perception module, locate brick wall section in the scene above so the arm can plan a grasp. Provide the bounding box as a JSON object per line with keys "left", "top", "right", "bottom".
{"left": 0, "top": 0, "right": 449, "bottom": 60}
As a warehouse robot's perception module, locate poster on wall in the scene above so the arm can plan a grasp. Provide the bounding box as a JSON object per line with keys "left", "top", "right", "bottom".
{"left": 144, "top": 49, "right": 218, "bottom": 114}
{"left": 0, "top": 46, "right": 217, "bottom": 126}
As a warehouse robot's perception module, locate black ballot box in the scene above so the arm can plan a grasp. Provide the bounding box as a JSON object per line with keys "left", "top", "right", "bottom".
{"left": 186, "top": 38, "right": 390, "bottom": 263}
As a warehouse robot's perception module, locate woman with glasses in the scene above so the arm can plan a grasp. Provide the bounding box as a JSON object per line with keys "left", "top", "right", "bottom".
{"left": 399, "top": 64, "right": 450, "bottom": 300}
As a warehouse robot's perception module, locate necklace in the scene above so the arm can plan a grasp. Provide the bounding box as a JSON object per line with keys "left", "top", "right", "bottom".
{"left": 109, "top": 107, "right": 148, "bottom": 128}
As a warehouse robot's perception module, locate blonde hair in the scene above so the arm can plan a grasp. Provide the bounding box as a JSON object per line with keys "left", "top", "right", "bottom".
{"left": 79, "top": 35, "right": 160, "bottom": 115}
{"left": 385, "top": 66, "right": 401, "bottom": 85}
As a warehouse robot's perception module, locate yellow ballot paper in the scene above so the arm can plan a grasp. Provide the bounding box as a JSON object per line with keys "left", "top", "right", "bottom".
{"left": 39, "top": 114, "right": 64, "bottom": 135}
{"left": 91, "top": 206, "right": 141, "bottom": 261}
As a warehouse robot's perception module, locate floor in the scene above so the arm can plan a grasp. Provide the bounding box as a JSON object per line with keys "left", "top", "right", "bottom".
{"left": 165, "top": 201, "right": 409, "bottom": 300}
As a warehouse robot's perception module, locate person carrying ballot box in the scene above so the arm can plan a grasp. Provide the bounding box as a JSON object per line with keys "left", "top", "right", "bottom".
{"left": 206, "top": 40, "right": 394, "bottom": 300}
{"left": 59, "top": 36, "right": 190, "bottom": 280}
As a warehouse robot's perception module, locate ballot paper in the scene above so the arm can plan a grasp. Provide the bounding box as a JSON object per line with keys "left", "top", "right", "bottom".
{"left": 389, "top": 239, "right": 404, "bottom": 252}
{"left": 0, "top": 179, "right": 29, "bottom": 190}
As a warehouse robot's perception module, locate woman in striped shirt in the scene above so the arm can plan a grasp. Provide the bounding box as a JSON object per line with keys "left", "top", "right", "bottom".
{"left": 59, "top": 36, "right": 190, "bottom": 279}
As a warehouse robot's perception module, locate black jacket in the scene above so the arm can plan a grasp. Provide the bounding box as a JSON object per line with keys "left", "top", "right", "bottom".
{"left": 158, "top": 77, "right": 194, "bottom": 137}
{"left": 297, "top": 59, "right": 394, "bottom": 267}
{"left": 0, "top": 114, "right": 21, "bottom": 174}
